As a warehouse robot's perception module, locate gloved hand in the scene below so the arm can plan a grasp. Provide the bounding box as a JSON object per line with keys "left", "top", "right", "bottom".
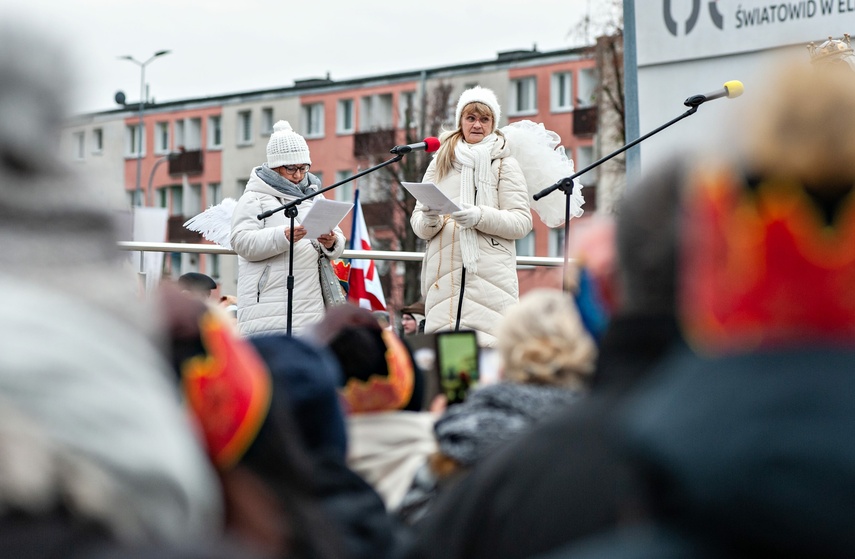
{"left": 451, "top": 203, "right": 482, "bottom": 229}
{"left": 419, "top": 207, "right": 442, "bottom": 227}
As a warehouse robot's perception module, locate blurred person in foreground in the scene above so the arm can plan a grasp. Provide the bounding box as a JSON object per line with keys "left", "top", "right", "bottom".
{"left": 397, "top": 288, "right": 597, "bottom": 526}
{"left": 537, "top": 53, "right": 855, "bottom": 559}
{"left": 307, "top": 305, "right": 437, "bottom": 516}
{"left": 0, "top": 18, "right": 227, "bottom": 557}
{"left": 230, "top": 120, "right": 345, "bottom": 337}
{"left": 399, "top": 149, "right": 688, "bottom": 559}
{"left": 410, "top": 86, "right": 532, "bottom": 347}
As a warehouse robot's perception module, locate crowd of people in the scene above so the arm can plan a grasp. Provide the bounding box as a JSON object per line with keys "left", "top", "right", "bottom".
{"left": 5, "top": 16, "right": 855, "bottom": 559}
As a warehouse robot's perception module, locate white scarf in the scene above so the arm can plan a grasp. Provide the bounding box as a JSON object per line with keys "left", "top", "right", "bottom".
{"left": 454, "top": 133, "right": 498, "bottom": 274}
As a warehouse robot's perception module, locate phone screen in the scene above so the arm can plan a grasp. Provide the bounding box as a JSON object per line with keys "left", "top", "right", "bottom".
{"left": 435, "top": 330, "right": 480, "bottom": 405}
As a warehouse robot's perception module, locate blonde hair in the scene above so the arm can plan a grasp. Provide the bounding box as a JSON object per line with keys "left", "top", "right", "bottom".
{"left": 433, "top": 101, "right": 496, "bottom": 181}
{"left": 742, "top": 60, "right": 855, "bottom": 189}
{"left": 497, "top": 288, "right": 597, "bottom": 389}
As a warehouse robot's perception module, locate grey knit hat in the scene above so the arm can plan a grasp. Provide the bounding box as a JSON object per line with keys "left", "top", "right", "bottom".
{"left": 267, "top": 120, "right": 311, "bottom": 168}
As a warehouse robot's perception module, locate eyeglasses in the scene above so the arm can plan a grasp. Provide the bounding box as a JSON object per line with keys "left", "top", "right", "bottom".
{"left": 282, "top": 164, "right": 310, "bottom": 174}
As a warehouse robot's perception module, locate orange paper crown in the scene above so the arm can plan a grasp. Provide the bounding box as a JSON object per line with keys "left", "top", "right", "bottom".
{"left": 680, "top": 166, "right": 855, "bottom": 354}
{"left": 181, "top": 312, "right": 272, "bottom": 469}
{"left": 339, "top": 330, "right": 415, "bottom": 414}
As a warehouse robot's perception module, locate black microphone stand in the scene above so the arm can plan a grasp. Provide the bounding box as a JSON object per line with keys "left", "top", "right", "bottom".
{"left": 257, "top": 153, "right": 404, "bottom": 335}
{"left": 533, "top": 101, "right": 706, "bottom": 292}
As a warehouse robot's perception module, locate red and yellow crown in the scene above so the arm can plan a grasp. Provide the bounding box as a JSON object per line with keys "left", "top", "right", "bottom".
{"left": 680, "top": 166, "right": 855, "bottom": 354}
{"left": 339, "top": 330, "right": 415, "bottom": 414}
{"left": 181, "top": 311, "right": 272, "bottom": 469}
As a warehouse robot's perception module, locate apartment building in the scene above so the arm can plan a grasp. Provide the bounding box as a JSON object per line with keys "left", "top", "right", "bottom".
{"left": 62, "top": 46, "right": 603, "bottom": 311}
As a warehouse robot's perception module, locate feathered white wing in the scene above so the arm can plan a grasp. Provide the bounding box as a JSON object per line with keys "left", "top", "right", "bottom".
{"left": 183, "top": 198, "right": 238, "bottom": 250}
{"left": 501, "top": 120, "right": 585, "bottom": 228}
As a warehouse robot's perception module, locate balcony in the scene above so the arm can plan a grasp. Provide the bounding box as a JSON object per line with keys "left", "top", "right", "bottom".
{"left": 168, "top": 149, "right": 204, "bottom": 175}
{"left": 573, "top": 106, "right": 598, "bottom": 136}
{"left": 353, "top": 129, "right": 396, "bottom": 158}
{"left": 167, "top": 215, "right": 202, "bottom": 243}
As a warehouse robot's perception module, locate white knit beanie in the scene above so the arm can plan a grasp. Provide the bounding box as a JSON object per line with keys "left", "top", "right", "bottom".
{"left": 454, "top": 86, "right": 501, "bottom": 128}
{"left": 266, "top": 120, "right": 311, "bottom": 168}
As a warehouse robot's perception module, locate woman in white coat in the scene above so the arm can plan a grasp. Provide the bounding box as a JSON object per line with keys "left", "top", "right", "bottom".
{"left": 410, "top": 87, "right": 532, "bottom": 347}
{"left": 231, "top": 120, "right": 345, "bottom": 336}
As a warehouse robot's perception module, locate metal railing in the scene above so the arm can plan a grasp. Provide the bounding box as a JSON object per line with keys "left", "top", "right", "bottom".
{"left": 117, "top": 241, "right": 565, "bottom": 268}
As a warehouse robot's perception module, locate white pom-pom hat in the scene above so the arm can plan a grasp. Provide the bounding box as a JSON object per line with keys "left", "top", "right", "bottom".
{"left": 454, "top": 86, "right": 501, "bottom": 129}
{"left": 266, "top": 120, "right": 311, "bottom": 168}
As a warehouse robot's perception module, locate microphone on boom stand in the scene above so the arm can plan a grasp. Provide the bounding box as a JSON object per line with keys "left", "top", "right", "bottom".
{"left": 531, "top": 81, "right": 745, "bottom": 291}
{"left": 258, "top": 137, "right": 441, "bottom": 335}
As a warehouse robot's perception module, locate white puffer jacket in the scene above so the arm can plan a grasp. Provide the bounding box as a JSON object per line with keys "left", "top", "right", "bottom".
{"left": 230, "top": 170, "right": 345, "bottom": 337}
{"left": 411, "top": 138, "right": 532, "bottom": 347}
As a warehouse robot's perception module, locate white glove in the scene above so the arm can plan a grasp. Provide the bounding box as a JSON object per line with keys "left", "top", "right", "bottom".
{"left": 451, "top": 203, "right": 482, "bottom": 229}
{"left": 419, "top": 207, "right": 442, "bottom": 227}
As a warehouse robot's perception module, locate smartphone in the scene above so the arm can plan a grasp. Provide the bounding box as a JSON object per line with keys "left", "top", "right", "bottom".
{"left": 434, "top": 330, "right": 480, "bottom": 405}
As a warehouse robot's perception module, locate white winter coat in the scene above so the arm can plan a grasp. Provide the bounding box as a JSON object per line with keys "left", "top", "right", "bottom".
{"left": 410, "top": 137, "right": 532, "bottom": 347}
{"left": 230, "top": 170, "right": 345, "bottom": 337}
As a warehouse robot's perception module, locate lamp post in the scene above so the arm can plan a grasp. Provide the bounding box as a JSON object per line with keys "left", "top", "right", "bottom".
{"left": 118, "top": 50, "right": 171, "bottom": 207}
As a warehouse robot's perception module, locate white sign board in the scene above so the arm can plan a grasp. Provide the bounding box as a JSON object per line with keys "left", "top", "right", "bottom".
{"left": 628, "top": 0, "right": 855, "bottom": 172}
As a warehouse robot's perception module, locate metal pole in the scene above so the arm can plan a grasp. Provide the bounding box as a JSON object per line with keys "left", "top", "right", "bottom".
{"left": 135, "top": 63, "right": 145, "bottom": 207}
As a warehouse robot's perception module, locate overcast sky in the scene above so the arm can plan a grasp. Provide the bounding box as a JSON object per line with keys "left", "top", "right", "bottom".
{"left": 2, "top": 0, "right": 603, "bottom": 116}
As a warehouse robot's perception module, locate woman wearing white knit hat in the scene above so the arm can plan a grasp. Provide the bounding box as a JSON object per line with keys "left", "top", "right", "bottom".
{"left": 410, "top": 86, "right": 532, "bottom": 347}
{"left": 230, "top": 120, "right": 346, "bottom": 336}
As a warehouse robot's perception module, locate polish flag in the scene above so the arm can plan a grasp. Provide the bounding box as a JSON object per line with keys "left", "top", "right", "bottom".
{"left": 347, "top": 190, "right": 387, "bottom": 311}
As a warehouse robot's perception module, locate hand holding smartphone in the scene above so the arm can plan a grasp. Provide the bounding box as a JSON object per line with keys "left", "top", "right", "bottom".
{"left": 434, "top": 330, "right": 480, "bottom": 405}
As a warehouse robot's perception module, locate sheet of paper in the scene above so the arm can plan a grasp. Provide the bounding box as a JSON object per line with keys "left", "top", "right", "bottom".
{"left": 300, "top": 197, "right": 353, "bottom": 239}
{"left": 401, "top": 182, "right": 461, "bottom": 215}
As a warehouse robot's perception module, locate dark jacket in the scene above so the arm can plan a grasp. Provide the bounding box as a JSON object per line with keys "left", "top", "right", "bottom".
{"left": 398, "top": 314, "right": 681, "bottom": 559}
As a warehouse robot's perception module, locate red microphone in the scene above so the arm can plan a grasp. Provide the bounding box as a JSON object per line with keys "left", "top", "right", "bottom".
{"left": 390, "top": 137, "right": 440, "bottom": 155}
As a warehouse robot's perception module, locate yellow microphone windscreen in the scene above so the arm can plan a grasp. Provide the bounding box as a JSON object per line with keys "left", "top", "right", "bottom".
{"left": 724, "top": 80, "right": 745, "bottom": 98}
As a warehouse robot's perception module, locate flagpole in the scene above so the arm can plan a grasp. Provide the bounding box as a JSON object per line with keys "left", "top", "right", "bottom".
{"left": 349, "top": 170, "right": 360, "bottom": 251}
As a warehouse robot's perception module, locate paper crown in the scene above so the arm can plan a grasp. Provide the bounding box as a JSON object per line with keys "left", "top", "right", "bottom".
{"left": 181, "top": 312, "right": 272, "bottom": 469}
{"left": 679, "top": 166, "right": 855, "bottom": 354}
{"left": 338, "top": 330, "right": 415, "bottom": 414}
{"left": 808, "top": 34, "right": 855, "bottom": 68}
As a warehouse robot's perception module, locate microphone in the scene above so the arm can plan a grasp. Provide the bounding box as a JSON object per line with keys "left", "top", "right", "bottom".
{"left": 390, "top": 137, "right": 441, "bottom": 155}
{"left": 684, "top": 80, "right": 745, "bottom": 108}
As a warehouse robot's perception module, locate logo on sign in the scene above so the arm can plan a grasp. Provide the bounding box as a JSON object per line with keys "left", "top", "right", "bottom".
{"left": 664, "top": 0, "right": 725, "bottom": 35}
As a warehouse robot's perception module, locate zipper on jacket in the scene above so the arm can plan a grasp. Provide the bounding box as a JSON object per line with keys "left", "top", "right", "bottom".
{"left": 257, "top": 264, "right": 271, "bottom": 302}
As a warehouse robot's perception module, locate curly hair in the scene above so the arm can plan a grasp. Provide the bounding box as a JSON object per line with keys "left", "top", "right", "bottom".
{"left": 497, "top": 288, "right": 597, "bottom": 389}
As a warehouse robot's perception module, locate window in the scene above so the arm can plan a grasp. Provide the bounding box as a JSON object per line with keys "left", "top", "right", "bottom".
{"left": 261, "top": 107, "right": 274, "bottom": 135}
{"left": 576, "top": 145, "right": 596, "bottom": 185}
{"left": 207, "top": 182, "right": 221, "bottom": 206}
{"left": 302, "top": 103, "right": 324, "bottom": 138}
{"left": 91, "top": 128, "right": 103, "bottom": 154}
{"left": 337, "top": 99, "right": 354, "bottom": 134}
{"left": 509, "top": 77, "right": 537, "bottom": 115}
{"left": 398, "top": 91, "right": 417, "bottom": 129}
{"left": 174, "top": 120, "right": 185, "bottom": 149}
{"left": 548, "top": 227, "right": 566, "bottom": 257}
{"left": 359, "top": 94, "right": 393, "bottom": 131}
{"left": 186, "top": 118, "right": 202, "bottom": 150}
{"left": 72, "top": 131, "right": 84, "bottom": 160}
{"left": 335, "top": 170, "right": 353, "bottom": 203}
{"left": 577, "top": 68, "right": 598, "bottom": 107}
{"left": 208, "top": 115, "right": 222, "bottom": 149}
{"left": 155, "top": 122, "right": 170, "bottom": 154}
{"left": 157, "top": 185, "right": 183, "bottom": 215}
{"left": 206, "top": 254, "right": 220, "bottom": 280}
{"left": 237, "top": 110, "right": 252, "bottom": 145}
{"left": 551, "top": 72, "right": 573, "bottom": 112}
{"left": 125, "top": 123, "right": 145, "bottom": 157}
{"left": 187, "top": 183, "right": 202, "bottom": 216}
{"left": 515, "top": 230, "right": 536, "bottom": 258}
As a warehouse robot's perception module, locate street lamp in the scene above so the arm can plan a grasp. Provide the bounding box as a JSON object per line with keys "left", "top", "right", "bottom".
{"left": 118, "top": 49, "right": 171, "bottom": 207}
